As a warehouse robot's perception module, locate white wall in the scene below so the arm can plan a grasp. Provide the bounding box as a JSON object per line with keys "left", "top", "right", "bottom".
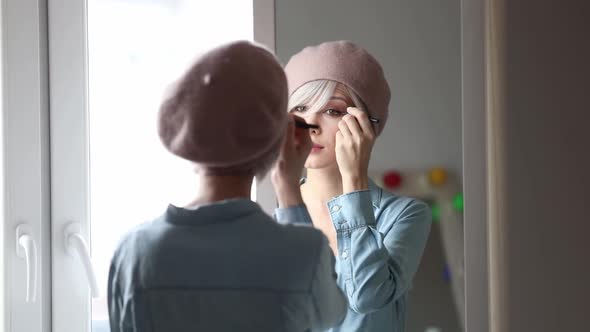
{"left": 275, "top": 0, "right": 462, "bottom": 178}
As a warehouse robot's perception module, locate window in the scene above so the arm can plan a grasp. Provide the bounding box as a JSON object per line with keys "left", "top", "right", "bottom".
{"left": 86, "top": 2, "right": 254, "bottom": 329}
{"left": 2, "top": 1, "right": 274, "bottom": 331}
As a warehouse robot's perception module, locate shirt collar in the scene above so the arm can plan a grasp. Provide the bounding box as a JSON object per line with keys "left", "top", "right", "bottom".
{"left": 165, "top": 198, "right": 261, "bottom": 226}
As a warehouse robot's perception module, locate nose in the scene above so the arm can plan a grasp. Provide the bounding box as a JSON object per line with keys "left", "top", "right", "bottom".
{"left": 300, "top": 113, "right": 321, "bottom": 135}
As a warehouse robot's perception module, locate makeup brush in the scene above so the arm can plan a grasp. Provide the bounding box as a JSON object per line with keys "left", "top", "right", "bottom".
{"left": 295, "top": 120, "right": 319, "bottom": 129}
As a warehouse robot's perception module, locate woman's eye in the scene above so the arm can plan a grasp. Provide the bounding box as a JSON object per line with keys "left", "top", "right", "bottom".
{"left": 324, "top": 109, "right": 345, "bottom": 116}
{"left": 292, "top": 105, "right": 306, "bottom": 112}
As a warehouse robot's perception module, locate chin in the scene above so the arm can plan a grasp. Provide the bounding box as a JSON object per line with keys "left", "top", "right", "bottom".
{"left": 304, "top": 156, "right": 336, "bottom": 170}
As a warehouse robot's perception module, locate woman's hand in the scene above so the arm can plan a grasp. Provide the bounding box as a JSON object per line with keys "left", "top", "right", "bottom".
{"left": 335, "top": 107, "right": 376, "bottom": 193}
{"left": 271, "top": 114, "right": 313, "bottom": 208}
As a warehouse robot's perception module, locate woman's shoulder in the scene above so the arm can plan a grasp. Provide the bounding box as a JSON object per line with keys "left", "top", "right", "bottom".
{"left": 277, "top": 222, "right": 326, "bottom": 247}
{"left": 369, "top": 180, "right": 431, "bottom": 221}
{"left": 370, "top": 179, "right": 426, "bottom": 207}
{"left": 110, "top": 216, "right": 164, "bottom": 262}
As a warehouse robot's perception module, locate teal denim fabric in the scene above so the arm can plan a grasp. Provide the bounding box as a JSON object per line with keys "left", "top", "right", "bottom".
{"left": 274, "top": 180, "right": 431, "bottom": 332}
{"left": 108, "top": 199, "right": 347, "bottom": 332}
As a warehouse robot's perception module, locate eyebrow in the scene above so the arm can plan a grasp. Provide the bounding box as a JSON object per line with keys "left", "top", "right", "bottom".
{"left": 329, "top": 96, "right": 351, "bottom": 103}
{"left": 328, "top": 97, "right": 380, "bottom": 124}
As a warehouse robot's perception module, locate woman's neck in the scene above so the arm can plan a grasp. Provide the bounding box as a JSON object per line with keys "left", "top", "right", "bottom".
{"left": 185, "top": 174, "right": 253, "bottom": 207}
{"left": 303, "top": 166, "right": 343, "bottom": 204}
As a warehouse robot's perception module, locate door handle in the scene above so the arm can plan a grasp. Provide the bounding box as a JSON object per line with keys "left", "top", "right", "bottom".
{"left": 16, "top": 224, "right": 37, "bottom": 303}
{"left": 64, "top": 222, "right": 100, "bottom": 298}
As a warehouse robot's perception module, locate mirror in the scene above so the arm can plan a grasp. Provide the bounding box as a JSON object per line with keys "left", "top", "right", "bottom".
{"left": 275, "top": 1, "right": 464, "bottom": 331}
{"left": 87, "top": 1, "right": 465, "bottom": 331}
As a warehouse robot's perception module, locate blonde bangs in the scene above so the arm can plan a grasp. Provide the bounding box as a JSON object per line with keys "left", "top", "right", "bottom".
{"left": 288, "top": 80, "right": 338, "bottom": 114}
{"left": 288, "top": 80, "right": 368, "bottom": 114}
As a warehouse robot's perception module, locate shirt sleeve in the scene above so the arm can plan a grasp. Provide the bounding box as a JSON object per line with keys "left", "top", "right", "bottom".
{"left": 328, "top": 190, "right": 431, "bottom": 314}
{"left": 309, "top": 238, "right": 348, "bottom": 330}
{"left": 107, "top": 258, "right": 124, "bottom": 332}
{"left": 273, "top": 204, "right": 313, "bottom": 225}
{"left": 108, "top": 249, "right": 134, "bottom": 332}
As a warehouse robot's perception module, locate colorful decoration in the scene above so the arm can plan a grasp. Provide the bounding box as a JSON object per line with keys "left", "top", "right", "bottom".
{"left": 452, "top": 193, "right": 464, "bottom": 212}
{"left": 375, "top": 168, "right": 464, "bottom": 224}
{"left": 431, "top": 203, "right": 441, "bottom": 223}
{"left": 428, "top": 167, "right": 448, "bottom": 187}
{"left": 383, "top": 170, "right": 403, "bottom": 189}
{"left": 374, "top": 168, "right": 464, "bottom": 319}
{"left": 416, "top": 172, "right": 432, "bottom": 191}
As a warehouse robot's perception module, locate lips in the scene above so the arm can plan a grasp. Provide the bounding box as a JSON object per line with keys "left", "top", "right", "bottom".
{"left": 311, "top": 144, "right": 324, "bottom": 153}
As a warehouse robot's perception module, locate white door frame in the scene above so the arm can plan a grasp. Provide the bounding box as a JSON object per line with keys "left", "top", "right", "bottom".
{"left": 47, "top": 0, "right": 91, "bottom": 330}
{"left": 1, "top": 0, "right": 52, "bottom": 331}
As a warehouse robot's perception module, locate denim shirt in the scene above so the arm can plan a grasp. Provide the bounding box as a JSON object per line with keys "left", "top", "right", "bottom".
{"left": 274, "top": 180, "right": 431, "bottom": 332}
{"left": 108, "top": 199, "right": 347, "bottom": 332}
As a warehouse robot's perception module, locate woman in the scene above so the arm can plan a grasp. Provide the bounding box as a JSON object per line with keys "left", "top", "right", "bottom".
{"left": 272, "top": 41, "right": 432, "bottom": 332}
{"left": 107, "top": 41, "right": 347, "bottom": 332}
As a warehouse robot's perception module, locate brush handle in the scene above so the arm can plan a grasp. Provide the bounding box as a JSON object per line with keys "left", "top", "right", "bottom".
{"left": 295, "top": 120, "right": 319, "bottom": 129}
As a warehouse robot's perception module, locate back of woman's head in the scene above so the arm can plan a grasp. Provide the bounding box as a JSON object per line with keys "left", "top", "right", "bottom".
{"left": 158, "top": 41, "right": 288, "bottom": 177}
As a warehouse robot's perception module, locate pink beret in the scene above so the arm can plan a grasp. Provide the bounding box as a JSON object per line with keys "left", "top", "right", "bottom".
{"left": 158, "top": 41, "right": 288, "bottom": 175}
{"left": 284, "top": 41, "right": 391, "bottom": 135}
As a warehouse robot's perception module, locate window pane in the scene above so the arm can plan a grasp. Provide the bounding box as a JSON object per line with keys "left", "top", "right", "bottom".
{"left": 87, "top": 1, "right": 253, "bottom": 330}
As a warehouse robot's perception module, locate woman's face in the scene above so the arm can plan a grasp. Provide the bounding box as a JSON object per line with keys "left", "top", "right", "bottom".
{"left": 291, "top": 84, "right": 355, "bottom": 169}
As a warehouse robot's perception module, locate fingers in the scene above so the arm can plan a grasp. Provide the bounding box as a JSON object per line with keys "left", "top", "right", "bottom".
{"left": 335, "top": 130, "right": 344, "bottom": 144}
{"left": 341, "top": 113, "right": 363, "bottom": 139}
{"left": 285, "top": 114, "right": 295, "bottom": 145}
{"left": 275, "top": 115, "right": 296, "bottom": 162}
{"left": 281, "top": 114, "right": 311, "bottom": 165}
{"left": 291, "top": 113, "right": 305, "bottom": 125}
{"left": 290, "top": 114, "right": 312, "bottom": 152}
{"left": 297, "top": 125, "right": 313, "bottom": 154}
{"left": 347, "top": 107, "right": 376, "bottom": 138}
{"left": 338, "top": 116, "right": 353, "bottom": 138}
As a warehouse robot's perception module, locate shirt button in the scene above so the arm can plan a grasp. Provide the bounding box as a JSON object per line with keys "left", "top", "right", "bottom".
{"left": 331, "top": 205, "right": 341, "bottom": 213}
{"left": 341, "top": 251, "right": 348, "bottom": 259}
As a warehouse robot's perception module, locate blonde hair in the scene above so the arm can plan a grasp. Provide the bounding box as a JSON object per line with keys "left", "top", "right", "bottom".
{"left": 288, "top": 80, "right": 368, "bottom": 114}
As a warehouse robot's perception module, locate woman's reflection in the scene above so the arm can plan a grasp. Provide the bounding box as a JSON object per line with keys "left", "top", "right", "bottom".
{"left": 273, "top": 40, "right": 432, "bottom": 332}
